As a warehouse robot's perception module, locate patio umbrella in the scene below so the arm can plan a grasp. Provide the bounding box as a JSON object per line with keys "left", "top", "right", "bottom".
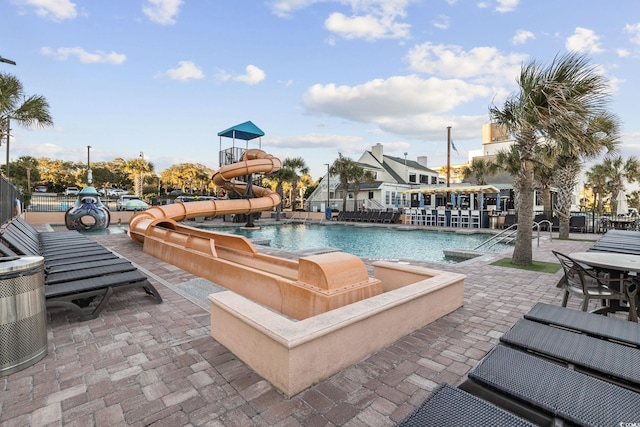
{"left": 457, "top": 193, "right": 463, "bottom": 209}
{"left": 616, "top": 190, "right": 629, "bottom": 216}
{"left": 478, "top": 193, "right": 484, "bottom": 210}
{"left": 450, "top": 193, "right": 457, "bottom": 208}
{"left": 394, "top": 194, "right": 399, "bottom": 209}
{"left": 496, "top": 193, "right": 501, "bottom": 210}
{"left": 419, "top": 193, "right": 425, "bottom": 208}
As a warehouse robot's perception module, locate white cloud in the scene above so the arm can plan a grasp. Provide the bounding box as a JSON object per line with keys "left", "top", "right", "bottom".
{"left": 325, "top": 12, "right": 410, "bottom": 40}
{"left": 269, "top": 0, "right": 322, "bottom": 18}
{"left": 159, "top": 61, "right": 204, "bottom": 81}
{"left": 303, "top": 75, "right": 490, "bottom": 125}
{"left": 233, "top": 65, "right": 266, "bottom": 85}
{"left": 433, "top": 15, "right": 450, "bottom": 30}
{"left": 617, "top": 48, "right": 630, "bottom": 58}
{"left": 405, "top": 42, "right": 527, "bottom": 86}
{"left": 624, "top": 23, "right": 640, "bottom": 45}
{"left": 40, "top": 47, "right": 126, "bottom": 64}
{"left": 512, "top": 29, "right": 534, "bottom": 45}
{"left": 496, "top": 0, "right": 519, "bottom": 13}
{"left": 566, "top": 27, "right": 604, "bottom": 54}
{"left": 270, "top": 0, "right": 412, "bottom": 41}
{"left": 12, "top": 0, "right": 77, "bottom": 21}
{"left": 143, "top": 0, "right": 183, "bottom": 25}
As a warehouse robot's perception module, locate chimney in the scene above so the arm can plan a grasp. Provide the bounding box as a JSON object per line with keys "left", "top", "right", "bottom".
{"left": 417, "top": 156, "right": 428, "bottom": 167}
{"left": 372, "top": 143, "right": 383, "bottom": 162}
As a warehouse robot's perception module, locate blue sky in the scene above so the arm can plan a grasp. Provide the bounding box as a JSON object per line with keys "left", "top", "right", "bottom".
{"left": 2, "top": 0, "right": 640, "bottom": 180}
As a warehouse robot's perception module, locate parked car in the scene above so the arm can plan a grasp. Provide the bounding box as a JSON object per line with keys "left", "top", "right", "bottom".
{"left": 64, "top": 187, "right": 79, "bottom": 196}
{"left": 175, "top": 196, "right": 196, "bottom": 203}
{"left": 117, "top": 195, "right": 149, "bottom": 211}
{"left": 34, "top": 185, "right": 47, "bottom": 193}
{"left": 107, "top": 188, "right": 127, "bottom": 198}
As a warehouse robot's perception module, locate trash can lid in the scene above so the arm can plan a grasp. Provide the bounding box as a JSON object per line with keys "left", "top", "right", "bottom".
{"left": 0, "top": 256, "right": 44, "bottom": 274}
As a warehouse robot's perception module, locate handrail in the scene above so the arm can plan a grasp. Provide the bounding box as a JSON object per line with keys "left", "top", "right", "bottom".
{"left": 533, "top": 220, "right": 553, "bottom": 247}
{"left": 475, "top": 219, "right": 554, "bottom": 250}
{"left": 474, "top": 224, "right": 518, "bottom": 250}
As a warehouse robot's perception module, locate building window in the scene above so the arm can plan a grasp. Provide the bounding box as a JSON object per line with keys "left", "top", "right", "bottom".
{"left": 368, "top": 191, "right": 374, "bottom": 199}
{"left": 385, "top": 191, "right": 390, "bottom": 205}
{"left": 420, "top": 175, "right": 429, "bottom": 184}
{"left": 409, "top": 173, "right": 416, "bottom": 183}
{"left": 431, "top": 176, "right": 438, "bottom": 184}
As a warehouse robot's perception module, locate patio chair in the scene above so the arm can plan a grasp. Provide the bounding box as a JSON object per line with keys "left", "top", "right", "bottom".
{"left": 552, "top": 250, "right": 636, "bottom": 319}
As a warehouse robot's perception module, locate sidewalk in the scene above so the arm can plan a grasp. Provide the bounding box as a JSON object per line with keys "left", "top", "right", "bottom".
{"left": 0, "top": 231, "right": 596, "bottom": 426}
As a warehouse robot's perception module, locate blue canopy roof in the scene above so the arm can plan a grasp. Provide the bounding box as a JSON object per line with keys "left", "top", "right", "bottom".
{"left": 217, "top": 121, "right": 264, "bottom": 141}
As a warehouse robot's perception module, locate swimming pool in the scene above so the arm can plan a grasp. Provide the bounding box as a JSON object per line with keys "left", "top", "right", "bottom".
{"left": 201, "top": 223, "right": 511, "bottom": 263}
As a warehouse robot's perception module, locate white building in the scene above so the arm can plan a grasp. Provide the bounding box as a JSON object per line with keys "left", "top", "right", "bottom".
{"left": 306, "top": 143, "right": 441, "bottom": 212}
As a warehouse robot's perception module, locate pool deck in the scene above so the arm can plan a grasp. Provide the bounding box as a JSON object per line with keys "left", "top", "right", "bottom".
{"left": 0, "top": 219, "right": 600, "bottom": 426}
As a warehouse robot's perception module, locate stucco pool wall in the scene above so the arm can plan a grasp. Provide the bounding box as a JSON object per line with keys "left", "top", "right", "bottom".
{"left": 209, "top": 261, "right": 465, "bottom": 397}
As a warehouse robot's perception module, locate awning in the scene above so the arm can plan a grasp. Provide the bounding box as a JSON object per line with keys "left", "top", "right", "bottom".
{"left": 402, "top": 185, "right": 500, "bottom": 195}
{"left": 217, "top": 121, "right": 264, "bottom": 141}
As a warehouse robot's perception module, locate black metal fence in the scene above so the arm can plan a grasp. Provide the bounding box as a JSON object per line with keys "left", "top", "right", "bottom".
{"left": 28, "top": 194, "right": 118, "bottom": 212}
{"left": 0, "top": 176, "right": 23, "bottom": 226}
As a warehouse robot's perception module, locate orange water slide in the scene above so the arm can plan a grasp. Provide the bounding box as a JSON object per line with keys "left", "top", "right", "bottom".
{"left": 128, "top": 149, "right": 382, "bottom": 320}
{"left": 129, "top": 149, "right": 282, "bottom": 243}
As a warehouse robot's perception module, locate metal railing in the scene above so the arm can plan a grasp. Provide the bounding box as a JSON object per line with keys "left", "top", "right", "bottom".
{"left": 0, "top": 176, "right": 23, "bottom": 226}
{"left": 475, "top": 219, "right": 554, "bottom": 250}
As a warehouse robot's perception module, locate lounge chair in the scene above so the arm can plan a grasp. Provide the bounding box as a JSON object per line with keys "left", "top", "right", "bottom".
{"left": 0, "top": 218, "right": 162, "bottom": 321}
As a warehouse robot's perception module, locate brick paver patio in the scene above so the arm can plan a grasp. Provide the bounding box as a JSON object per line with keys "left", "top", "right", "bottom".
{"left": 0, "top": 225, "right": 598, "bottom": 426}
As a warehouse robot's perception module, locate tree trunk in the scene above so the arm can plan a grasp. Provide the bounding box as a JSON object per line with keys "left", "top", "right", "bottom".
{"left": 512, "top": 158, "right": 534, "bottom": 266}
{"left": 543, "top": 187, "right": 553, "bottom": 220}
{"left": 554, "top": 162, "right": 580, "bottom": 239}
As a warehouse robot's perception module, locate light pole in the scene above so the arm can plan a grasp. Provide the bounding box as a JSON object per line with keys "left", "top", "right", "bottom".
{"left": 324, "top": 163, "right": 330, "bottom": 210}
{"left": 1, "top": 56, "right": 16, "bottom": 181}
{"left": 87, "top": 145, "right": 92, "bottom": 185}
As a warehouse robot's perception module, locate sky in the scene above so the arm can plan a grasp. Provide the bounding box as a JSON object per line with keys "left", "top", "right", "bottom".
{"left": 2, "top": 0, "right": 640, "bottom": 181}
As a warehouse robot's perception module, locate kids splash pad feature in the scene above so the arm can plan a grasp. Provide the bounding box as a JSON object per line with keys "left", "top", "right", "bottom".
{"left": 64, "top": 186, "right": 111, "bottom": 232}
{"left": 129, "top": 144, "right": 464, "bottom": 395}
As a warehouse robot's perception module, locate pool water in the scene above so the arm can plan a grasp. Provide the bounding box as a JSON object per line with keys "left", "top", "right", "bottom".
{"left": 203, "top": 223, "right": 511, "bottom": 263}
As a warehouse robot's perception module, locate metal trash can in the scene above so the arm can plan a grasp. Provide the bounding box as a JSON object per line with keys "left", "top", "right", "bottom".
{"left": 0, "top": 256, "right": 47, "bottom": 376}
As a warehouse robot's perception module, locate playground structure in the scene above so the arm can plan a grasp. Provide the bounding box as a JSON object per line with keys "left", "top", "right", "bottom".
{"left": 127, "top": 122, "right": 465, "bottom": 395}
{"left": 64, "top": 186, "right": 111, "bottom": 232}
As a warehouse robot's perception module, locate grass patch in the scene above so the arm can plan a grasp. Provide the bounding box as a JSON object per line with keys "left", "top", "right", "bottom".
{"left": 490, "top": 257, "right": 562, "bottom": 274}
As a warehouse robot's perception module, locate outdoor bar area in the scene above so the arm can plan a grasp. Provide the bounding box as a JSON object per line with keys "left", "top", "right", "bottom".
{"left": 401, "top": 184, "right": 506, "bottom": 229}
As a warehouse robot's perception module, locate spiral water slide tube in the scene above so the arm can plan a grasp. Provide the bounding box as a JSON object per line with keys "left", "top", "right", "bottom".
{"left": 129, "top": 149, "right": 382, "bottom": 320}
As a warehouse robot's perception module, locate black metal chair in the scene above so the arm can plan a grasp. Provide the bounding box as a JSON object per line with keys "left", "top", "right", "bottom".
{"left": 553, "top": 250, "right": 637, "bottom": 321}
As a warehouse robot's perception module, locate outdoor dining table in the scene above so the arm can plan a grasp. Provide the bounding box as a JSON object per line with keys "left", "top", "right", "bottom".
{"left": 608, "top": 218, "right": 636, "bottom": 230}
{"left": 570, "top": 251, "right": 640, "bottom": 320}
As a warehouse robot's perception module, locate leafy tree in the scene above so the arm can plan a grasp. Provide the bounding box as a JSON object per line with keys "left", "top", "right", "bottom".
{"left": 9, "top": 156, "right": 40, "bottom": 192}
{"left": 0, "top": 73, "right": 53, "bottom": 181}
{"left": 490, "top": 53, "right": 613, "bottom": 265}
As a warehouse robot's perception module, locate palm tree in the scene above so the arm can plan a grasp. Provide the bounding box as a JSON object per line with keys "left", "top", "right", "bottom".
{"left": 351, "top": 168, "right": 376, "bottom": 210}
{"left": 0, "top": 73, "right": 53, "bottom": 180}
{"left": 600, "top": 155, "right": 640, "bottom": 211}
{"left": 495, "top": 146, "right": 522, "bottom": 211}
{"left": 490, "top": 53, "right": 613, "bottom": 265}
{"left": 268, "top": 166, "right": 296, "bottom": 221}
{"left": 125, "top": 155, "right": 154, "bottom": 197}
{"left": 552, "top": 113, "right": 619, "bottom": 238}
{"left": 282, "top": 157, "right": 309, "bottom": 211}
{"left": 330, "top": 153, "right": 358, "bottom": 212}
{"left": 460, "top": 158, "right": 498, "bottom": 185}
{"left": 585, "top": 163, "right": 610, "bottom": 215}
